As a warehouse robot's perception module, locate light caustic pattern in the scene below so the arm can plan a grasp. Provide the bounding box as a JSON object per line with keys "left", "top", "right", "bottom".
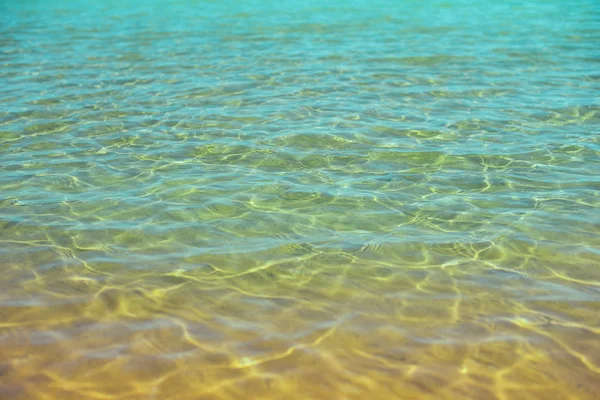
{"left": 1, "top": 0, "right": 599, "bottom": 399}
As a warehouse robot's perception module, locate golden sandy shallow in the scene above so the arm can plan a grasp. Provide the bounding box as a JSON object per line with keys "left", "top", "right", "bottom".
{"left": 1, "top": 243, "right": 598, "bottom": 400}
{"left": 2, "top": 0, "right": 600, "bottom": 398}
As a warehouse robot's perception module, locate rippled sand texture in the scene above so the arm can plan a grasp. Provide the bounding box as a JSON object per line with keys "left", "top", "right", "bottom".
{"left": 1, "top": 0, "right": 600, "bottom": 399}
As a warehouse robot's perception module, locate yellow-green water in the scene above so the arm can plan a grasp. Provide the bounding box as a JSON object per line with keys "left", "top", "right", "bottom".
{"left": 1, "top": 0, "right": 599, "bottom": 399}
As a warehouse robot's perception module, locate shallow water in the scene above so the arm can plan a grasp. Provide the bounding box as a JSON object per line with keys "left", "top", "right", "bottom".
{"left": 1, "top": 0, "right": 599, "bottom": 399}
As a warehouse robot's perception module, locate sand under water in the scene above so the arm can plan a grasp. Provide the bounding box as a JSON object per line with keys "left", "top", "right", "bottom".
{"left": 1, "top": 0, "right": 599, "bottom": 399}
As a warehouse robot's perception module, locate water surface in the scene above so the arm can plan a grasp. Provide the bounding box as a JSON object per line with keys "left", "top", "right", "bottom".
{"left": 1, "top": 0, "right": 599, "bottom": 399}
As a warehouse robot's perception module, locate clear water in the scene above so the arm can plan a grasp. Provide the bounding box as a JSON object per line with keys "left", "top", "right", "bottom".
{"left": 1, "top": 0, "right": 599, "bottom": 399}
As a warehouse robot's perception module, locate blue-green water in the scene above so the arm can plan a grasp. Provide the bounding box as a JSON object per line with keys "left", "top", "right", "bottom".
{"left": 1, "top": 1, "right": 599, "bottom": 399}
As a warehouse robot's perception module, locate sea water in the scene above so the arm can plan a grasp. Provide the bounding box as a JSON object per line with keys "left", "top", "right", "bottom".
{"left": 0, "top": 0, "right": 599, "bottom": 399}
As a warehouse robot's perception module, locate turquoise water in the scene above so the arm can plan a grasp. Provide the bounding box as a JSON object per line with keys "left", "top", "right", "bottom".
{"left": 1, "top": 1, "right": 599, "bottom": 399}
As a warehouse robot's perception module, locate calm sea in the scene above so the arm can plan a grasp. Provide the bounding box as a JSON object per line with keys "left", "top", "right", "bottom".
{"left": 1, "top": 0, "right": 599, "bottom": 399}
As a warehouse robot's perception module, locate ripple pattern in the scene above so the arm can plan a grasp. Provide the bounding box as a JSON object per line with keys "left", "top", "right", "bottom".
{"left": 1, "top": 0, "right": 599, "bottom": 399}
